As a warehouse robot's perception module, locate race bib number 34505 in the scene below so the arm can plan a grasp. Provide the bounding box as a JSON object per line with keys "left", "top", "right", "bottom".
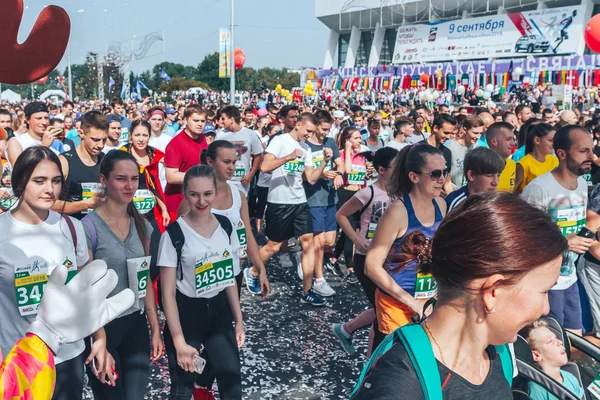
{"left": 195, "top": 249, "right": 235, "bottom": 297}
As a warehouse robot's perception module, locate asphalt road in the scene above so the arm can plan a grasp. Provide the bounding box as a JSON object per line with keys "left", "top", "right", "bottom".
{"left": 85, "top": 252, "right": 372, "bottom": 399}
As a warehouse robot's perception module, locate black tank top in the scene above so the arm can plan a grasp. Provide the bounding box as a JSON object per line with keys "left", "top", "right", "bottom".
{"left": 63, "top": 148, "right": 103, "bottom": 220}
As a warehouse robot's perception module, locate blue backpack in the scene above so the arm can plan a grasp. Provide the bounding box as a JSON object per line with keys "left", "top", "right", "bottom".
{"left": 350, "top": 323, "right": 514, "bottom": 399}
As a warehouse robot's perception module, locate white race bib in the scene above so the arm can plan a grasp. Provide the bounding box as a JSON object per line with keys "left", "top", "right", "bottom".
{"left": 195, "top": 248, "right": 235, "bottom": 297}
{"left": 348, "top": 165, "right": 366, "bottom": 185}
{"left": 126, "top": 256, "right": 151, "bottom": 308}
{"left": 15, "top": 254, "right": 77, "bottom": 317}
{"left": 133, "top": 189, "right": 156, "bottom": 215}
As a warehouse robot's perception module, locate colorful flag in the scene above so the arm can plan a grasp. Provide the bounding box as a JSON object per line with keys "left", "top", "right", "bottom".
{"left": 160, "top": 69, "right": 171, "bottom": 83}
{"left": 219, "top": 28, "right": 231, "bottom": 78}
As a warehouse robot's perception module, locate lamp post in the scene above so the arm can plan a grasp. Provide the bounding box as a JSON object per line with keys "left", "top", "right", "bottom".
{"left": 230, "top": 0, "right": 235, "bottom": 105}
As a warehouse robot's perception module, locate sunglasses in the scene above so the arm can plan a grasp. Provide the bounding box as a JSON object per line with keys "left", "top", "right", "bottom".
{"left": 416, "top": 169, "right": 449, "bottom": 181}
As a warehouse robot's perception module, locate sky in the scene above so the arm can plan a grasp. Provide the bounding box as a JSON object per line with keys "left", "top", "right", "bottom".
{"left": 18, "top": 0, "right": 329, "bottom": 74}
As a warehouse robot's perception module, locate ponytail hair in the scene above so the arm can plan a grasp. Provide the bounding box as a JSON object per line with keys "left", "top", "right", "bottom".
{"left": 386, "top": 231, "right": 433, "bottom": 273}
{"left": 200, "top": 140, "right": 235, "bottom": 165}
{"left": 127, "top": 202, "right": 149, "bottom": 256}
{"left": 388, "top": 144, "right": 442, "bottom": 198}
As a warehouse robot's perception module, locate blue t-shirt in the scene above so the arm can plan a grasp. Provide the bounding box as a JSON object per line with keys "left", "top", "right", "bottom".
{"left": 303, "top": 137, "right": 340, "bottom": 207}
{"left": 477, "top": 135, "right": 489, "bottom": 148}
{"left": 512, "top": 145, "right": 526, "bottom": 163}
{"left": 445, "top": 185, "right": 469, "bottom": 212}
{"left": 528, "top": 370, "right": 584, "bottom": 400}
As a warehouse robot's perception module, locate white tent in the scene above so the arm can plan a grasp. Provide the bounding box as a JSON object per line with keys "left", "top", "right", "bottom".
{"left": 1, "top": 89, "right": 21, "bottom": 103}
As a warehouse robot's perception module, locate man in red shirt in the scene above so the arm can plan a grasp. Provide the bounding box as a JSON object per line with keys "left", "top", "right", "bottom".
{"left": 164, "top": 104, "right": 208, "bottom": 219}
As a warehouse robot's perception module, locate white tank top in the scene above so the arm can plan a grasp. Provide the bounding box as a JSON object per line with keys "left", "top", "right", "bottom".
{"left": 212, "top": 182, "right": 247, "bottom": 275}
{"left": 6, "top": 133, "right": 59, "bottom": 166}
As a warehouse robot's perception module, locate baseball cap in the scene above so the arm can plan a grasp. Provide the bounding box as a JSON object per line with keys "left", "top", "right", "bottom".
{"left": 332, "top": 110, "right": 345, "bottom": 119}
{"left": 106, "top": 114, "right": 122, "bottom": 124}
{"left": 202, "top": 123, "right": 216, "bottom": 135}
{"left": 166, "top": 107, "right": 177, "bottom": 115}
{"left": 24, "top": 102, "right": 48, "bottom": 118}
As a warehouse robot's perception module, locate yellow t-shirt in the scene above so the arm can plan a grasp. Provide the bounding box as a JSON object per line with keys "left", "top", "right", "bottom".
{"left": 517, "top": 154, "right": 559, "bottom": 192}
{"left": 498, "top": 158, "right": 516, "bottom": 193}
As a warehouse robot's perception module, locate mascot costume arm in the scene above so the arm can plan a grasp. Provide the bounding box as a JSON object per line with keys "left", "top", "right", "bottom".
{"left": 0, "top": 261, "right": 134, "bottom": 399}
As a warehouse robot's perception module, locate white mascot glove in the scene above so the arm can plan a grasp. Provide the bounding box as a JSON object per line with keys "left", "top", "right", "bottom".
{"left": 27, "top": 260, "right": 135, "bottom": 354}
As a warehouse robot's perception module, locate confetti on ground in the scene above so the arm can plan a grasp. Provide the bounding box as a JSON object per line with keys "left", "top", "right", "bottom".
{"left": 84, "top": 253, "right": 372, "bottom": 399}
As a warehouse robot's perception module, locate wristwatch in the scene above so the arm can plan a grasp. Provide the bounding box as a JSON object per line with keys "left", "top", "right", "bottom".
{"left": 336, "top": 171, "right": 343, "bottom": 176}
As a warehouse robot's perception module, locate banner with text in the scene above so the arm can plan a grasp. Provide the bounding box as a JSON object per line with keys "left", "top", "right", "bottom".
{"left": 319, "top": 54, "right": 600, "bottom": 78}
{"left": 392, "top": 5, "right": 587, "bottom": 64}
{"left": 219, "top": 28, "right": 231, "bottom": 78}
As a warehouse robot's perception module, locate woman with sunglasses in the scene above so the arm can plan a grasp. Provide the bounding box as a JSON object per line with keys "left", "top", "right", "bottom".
{"left": 332, "top": 147, "right": 398, "bottom": 356}
{"left": 365, "top": 144, "right": 447, "bottom": 349}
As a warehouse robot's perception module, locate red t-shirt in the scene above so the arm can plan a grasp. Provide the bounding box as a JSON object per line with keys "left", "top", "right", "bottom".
{"left": 164, "top": 130, "right": 207, "bottom": 214}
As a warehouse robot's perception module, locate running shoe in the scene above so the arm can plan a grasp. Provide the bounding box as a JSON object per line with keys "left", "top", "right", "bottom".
{"left": 325, "top": 260, "right": 342, "bottom": 276}
{"left": 313, "top": 280, "right": 336, "bottom": 297}
{"left": 300, "top": 289, "right": 327, "bottom": 307}
{"left": 345, "top": 270, "right": 359, "bottom": 285}
{"left": 331, "top": 323, "right": 356, "bottom": 355}
{"left": 280, "top": 252, "right": 294, "bottom": 268}
{"left": 243, "top": 267, "right": 262, "bottom": 295}
{"left": 193, "top": 385, "right": 216, "bottom": 400}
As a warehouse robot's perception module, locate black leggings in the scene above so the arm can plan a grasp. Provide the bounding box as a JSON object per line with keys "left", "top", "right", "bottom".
{"left": 353, "top": 254, "right": 376, "bottom": 307}
{"left": 194, "top": 273, "right": 243, "bottom": 390}
{"left": 85, "top": 311, "right": 151, "bottom": 400}
{"left": 164, "top": 290, "right": 241, "bottom": 400}
{"left": 53, "top": 352, "right": 85, "bottom": 400}
{"left": 334, "top": 188, "right": 360, "bottom": 270}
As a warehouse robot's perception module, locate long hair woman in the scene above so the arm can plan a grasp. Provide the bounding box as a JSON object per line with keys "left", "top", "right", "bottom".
{"left": 0, "top": 147, "right": 104, "bottom": 400}
{"left": 365, "top": 144, "right": 447, "bottom": 349}
{"left": 515, "top": 123, "right": 559, "bottom": 193}
{"left": 353, "top": 192, "right": 567, "bottom": 399}
{"left": 82, "top": 150, "right": 163, "bottom": 399}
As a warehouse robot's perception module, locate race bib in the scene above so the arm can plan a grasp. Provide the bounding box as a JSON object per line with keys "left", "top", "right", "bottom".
{"left": 283, "top": 160, "right": 305, "bottom": 175}
{"left": 15, "top": 255, "right": 77, "bottom": 317}
{"left": 81, "top": 182, "right": 102, "bottom": 214}
{"left": 584, "top": 172, "right": 593, "bottom": 186}
{"left": 366, "top": 222, "right": 377, "bottom": 240}
{"left": 414, "top": 272, "right": 437, "bottom": 300}
{"left": 133, "top": 189, "right": 156, "bottom": 215}
{"left": 126, "top": 256, "right": 151, "bottom": 306}
{"left": 555, "top": 205, "right": 586, "bottom": 236}
{"left": 312, "top": 150, "right": 332, "bottom": 171}
{"left": 233, "top": 161, "right": 246, "bottom": 180}
{"left": 236, "top": 221, "right": 247, "bottom": 251}
{"left": 195, "top": 249, "right": 235, "bottom": 297}
{"left": 0, "top": 188, "right": 18, "bottom": 211}
{"left": 348, "top": 165, "right": 367, "bottom": 185}
{"left": 120, "top": 128, "right": 129, "bottom": 143}
{"left": 588, "top": 373, "right": 600, "bottom": 399}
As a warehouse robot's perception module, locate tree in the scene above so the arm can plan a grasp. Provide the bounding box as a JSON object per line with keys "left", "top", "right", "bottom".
{"left": 70, "top": 52, "right": 101, "bottom": 100}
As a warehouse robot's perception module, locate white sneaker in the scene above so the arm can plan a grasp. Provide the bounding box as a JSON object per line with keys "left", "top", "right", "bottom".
{"left": 280, "top": 252, "right": 294, "bottom": 268}
{"left": 313, "top": 280, "right": 336, "bottom": 297}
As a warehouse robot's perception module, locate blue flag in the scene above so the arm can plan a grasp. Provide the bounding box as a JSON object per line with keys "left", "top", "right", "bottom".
{"left": 120, "top": 80, "right": 128, "bottom": 99}
{"left": 160, "top": 69, "right": 171, "bottom": 83}
{"left": 137, "top": 79, "right": 150, "bottom": 92}
{"left": 108, "top": 76, "right": 115, "bottom": 94}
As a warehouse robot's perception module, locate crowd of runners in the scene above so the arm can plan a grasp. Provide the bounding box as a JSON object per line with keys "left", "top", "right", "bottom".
{"left": 0, "top": 92, "right": 599, "bottom": 399}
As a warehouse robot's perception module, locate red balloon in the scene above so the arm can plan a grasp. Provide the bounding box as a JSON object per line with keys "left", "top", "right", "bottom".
{"left": 585, "top": 15, "right": 600, "bottom": 53}
{"left": 420, "top": 73, "right": 429, "bottom": 83}
{"left": 36, "top": 76, "right": 48, "bottom": 84}
{"left": 234, "top": 48, "right": 246, "bottom": 69}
